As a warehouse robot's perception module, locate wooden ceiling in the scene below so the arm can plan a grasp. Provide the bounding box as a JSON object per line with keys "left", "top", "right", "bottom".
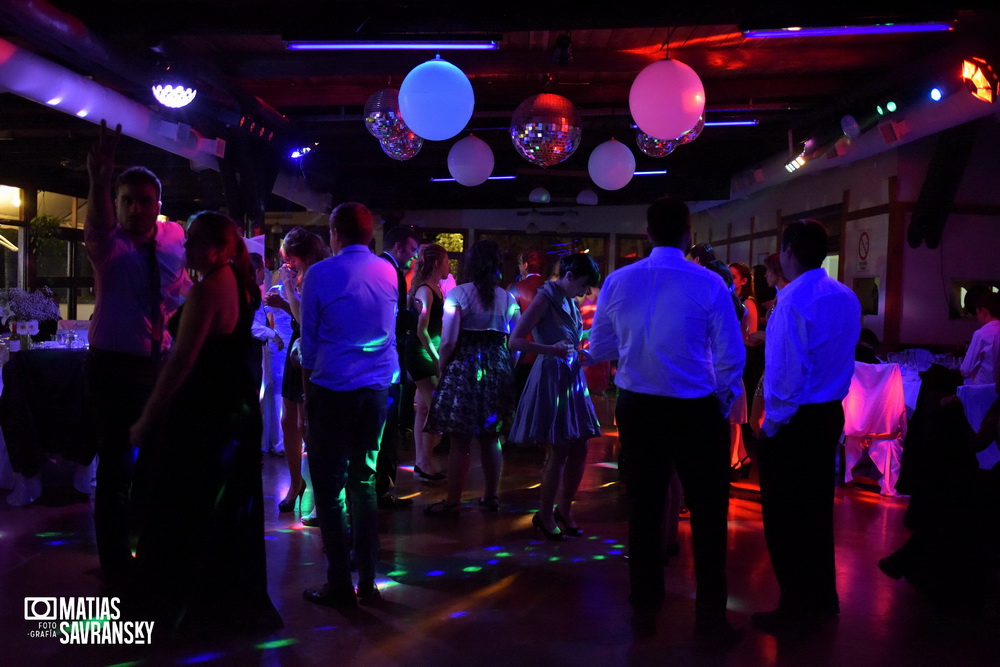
{"left": 0, "top": 3, "right": 995, "bottom": 219}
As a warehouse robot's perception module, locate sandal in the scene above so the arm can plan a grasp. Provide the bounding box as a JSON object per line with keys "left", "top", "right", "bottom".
{"left": 478, "top": 495, "right": 500, "bottom": 512}
{"left": 424, "top": 500, "right": 461, "bottom": 517}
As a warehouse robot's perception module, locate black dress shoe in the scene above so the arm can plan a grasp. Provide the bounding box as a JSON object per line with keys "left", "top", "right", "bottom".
{"left": 694, "top": 619, "right": 744, "bottom": 648}
{"left": 378, "top": 495, "right": 413, "bottom": 509}
{"left": 356, "top": 581, "right": 381, "bottom": 605}
{"left": 303, "top": 584, "right": 357, "bottom": 610}
{"left": 750, "top": 609, "right": 822, "bottom": 638}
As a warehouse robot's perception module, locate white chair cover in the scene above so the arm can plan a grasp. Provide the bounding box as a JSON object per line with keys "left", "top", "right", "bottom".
{"left": 842, "top": 362, "right": 908, "bottom": 496}
{"left": 956, "top": 383, "right": 1000, "bottom": 470}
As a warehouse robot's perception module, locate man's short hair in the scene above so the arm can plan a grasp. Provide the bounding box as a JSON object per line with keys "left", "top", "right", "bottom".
{"left": 782, "top": 219, "right": 828, "bottom": 270}
{"left": 115, "top": 166, "right": 161, "bottom": 199}
{"left": 383, "top": 224, "right": 420, "bottom": 251}
{"left": 330, "top": 202, "right": 373, "bottom": 246}
{"left": 687, "top": 243, "right": 715, "bottom": 264}
{"left": 518, "top": 250, "right": 543, "bottom": 274}
{"left": 646, "top": 197, "right": 690, "bottom": 247}
{"left": 974, "top": 290, "right": 1000, "bottom": 319}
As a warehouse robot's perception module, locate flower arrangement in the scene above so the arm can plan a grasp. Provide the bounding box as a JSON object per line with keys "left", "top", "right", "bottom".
{"left": 0, "top": 287, "right": 61, "bottom": 326}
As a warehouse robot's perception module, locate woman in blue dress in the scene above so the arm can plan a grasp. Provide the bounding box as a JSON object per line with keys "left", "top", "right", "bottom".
{"left": 509, "top": 253, "right": 602, "bottom": 540}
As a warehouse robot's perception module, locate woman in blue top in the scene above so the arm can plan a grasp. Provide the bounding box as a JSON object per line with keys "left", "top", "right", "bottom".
{"left": 509, "top": 253, "right": 602, "bottom": 540}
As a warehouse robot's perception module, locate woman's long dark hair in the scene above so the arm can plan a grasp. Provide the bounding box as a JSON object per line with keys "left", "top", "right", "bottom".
{"left": 469, "top": 240, "right": 502, "bottom": 310}
{"left": 188, "top": 211, "right": 261, "bottom": 310}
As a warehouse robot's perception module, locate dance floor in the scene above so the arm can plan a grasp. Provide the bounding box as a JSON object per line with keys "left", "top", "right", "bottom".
{"left": 2, "top": 397, "right": 997, "bottom": 666}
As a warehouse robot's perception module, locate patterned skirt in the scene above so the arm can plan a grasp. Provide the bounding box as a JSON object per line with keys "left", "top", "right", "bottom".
{"left": 426, "top": 330, "right": 514, "bottom": 436}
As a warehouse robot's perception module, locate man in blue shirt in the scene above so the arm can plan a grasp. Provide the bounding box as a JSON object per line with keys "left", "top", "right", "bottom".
{"left": 754, "top": 219, "right": 861, "bottom": 637}
{"left": 300, "top": 202, "right": 400, "bottom": 608}
{"left": 590, "top": 198, "right": 745, "bottom": 644}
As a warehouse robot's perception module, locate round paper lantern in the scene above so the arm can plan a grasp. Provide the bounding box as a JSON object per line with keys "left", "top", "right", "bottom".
{"left": 588, "top": 139, "right": 635, "bottom": 191}
{"left": 364, "top": 88, "right": 406, "bottom": 139}
{"left": 399, "top": 56, "right": 475, "bottom": 141}
{"left": 576, "top": 189, "right": 598, "bottom": 206}
{"left": 636, "top": 131, "right": 677, "bottom": 158}
{"left": 510, "top": 93, "right": 583, "bottom": 167}
{"left": 677, "top": 116, "right": 705, "bottom": 145}
{"left": 380, "top": 129, "right": 424, "bottom": 161}
{"left": 447, "top": 134, "right": 494, "bottom": 186}
{"left": 528, "top": 187, "right": 551, "bottom": 204}
{"left": 629, "top": 59, "right": 705, "bottom": 141}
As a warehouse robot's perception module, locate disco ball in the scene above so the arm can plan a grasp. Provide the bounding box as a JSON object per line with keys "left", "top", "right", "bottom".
{"left": 364, "top": 88, "right": 406, "bottom": 140}
{"left": 380, "top": 129, "right": 424, "bottom": 161}
{"left": 636, "top": 131, "right": 677, "bottom": 158}
{"left": 677, "top": 116, "right": 705, "bottom": 145}
{"left": 510, "top": 93, "right": 583, "bottom": 168}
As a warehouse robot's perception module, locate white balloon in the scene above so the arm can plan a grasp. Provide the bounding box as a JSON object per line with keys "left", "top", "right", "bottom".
{"left": 528, "top": 187, "right": 551, "bottom": 204}
{"left": 588, "top": 139, "right": 636, "bottom": 191}
{"left": 629, "top": 59, "right": 705, "bottom": 141}
{"left": 576, "top": 189, "right": 598, "bottom": 206}
{"left": 447, "top": 135, "right": 494, "bottom": 186}
{"left": 399, "top": 57, "right": 475, "bottom": 141}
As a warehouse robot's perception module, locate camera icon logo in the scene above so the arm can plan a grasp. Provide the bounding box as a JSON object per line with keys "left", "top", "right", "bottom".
{"left": 24, "top": 597, "right": 58, "bottom": 621}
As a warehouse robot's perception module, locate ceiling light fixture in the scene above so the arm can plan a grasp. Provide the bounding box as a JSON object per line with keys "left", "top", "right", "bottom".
{"left": 962, "top": 58, "right": 998, "bottom": 103}
{"left": 151, "top": 66, "right": 197, "bottom": 108}
{"left": 285, "top": 40, "right": 498, "bottom": 51}
{"left": 744, "top": 22, "right": 953, "bottom": 39}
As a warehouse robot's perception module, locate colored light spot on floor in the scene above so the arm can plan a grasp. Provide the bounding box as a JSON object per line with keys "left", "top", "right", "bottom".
{"left": 496, "top": 552, "right": 511, "bottom": 557}
{"left": 179, "top": 652, "right": 227, "bottom": 664}
{"left": 549, "top": 556, "right": 560, "bottom": 562}
{"left": 387, "top": 570, "right": 407, "bottom": 577}
{"left": 449, "top": 611, "right": 469, "bottom": 618}
{"left": 593, "top": 555, "right": 606, "bottom": 560}
{"left": 426, "top": 570, "right": 446, "bottom": 577}
{"left": 462, "top": 566, "right": 482, "bottom": 573}
{"left": 486, "top": 559, "right": 499, "bottom": 565}
{"left": 255, "top": 638, "right": 298, "bottom": 649}
{"left": 484, "top": 545, "right": 501, "bottom": 551}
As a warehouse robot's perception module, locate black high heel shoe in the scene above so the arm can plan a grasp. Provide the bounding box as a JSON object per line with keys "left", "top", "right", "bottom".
{"left": 553, "top": 508, "right": 583, "bottom": 537}
{"left": 532, "top": 514, "right": 567, "bottom": 541}
{"left": 278, "top": 479, "right": 306, "bottom": 513}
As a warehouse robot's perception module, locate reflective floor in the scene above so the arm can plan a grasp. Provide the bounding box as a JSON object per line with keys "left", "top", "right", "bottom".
{"left": 2, "top": 397, "right": 997, "bottom": 666}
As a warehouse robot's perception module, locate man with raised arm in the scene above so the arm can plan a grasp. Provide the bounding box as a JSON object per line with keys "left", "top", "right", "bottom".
{"left": 84, "top": 121, "right": 190, "bottom": 587}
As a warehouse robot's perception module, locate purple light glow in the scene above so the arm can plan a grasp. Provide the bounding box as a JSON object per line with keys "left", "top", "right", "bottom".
{"left": 744, "top": 23, "right": 953, "bottom": 39}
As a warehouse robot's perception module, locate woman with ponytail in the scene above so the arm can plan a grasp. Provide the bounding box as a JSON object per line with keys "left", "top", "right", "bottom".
{"left": 129, "top": 211, "right": 282, "bottom": 639}
{"left": 406, "top": 243, "right": 450, "bottom": 482}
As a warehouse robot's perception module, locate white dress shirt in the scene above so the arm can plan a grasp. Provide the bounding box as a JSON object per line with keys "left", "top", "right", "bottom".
{"left": 961, "top": 319, "right": 1000, "bottom": 386}
{"left": 85, "top": 219, "right": 190, "bottom": 356}
{"left": 300, "top": 245, "right": 399, "bottom": 392}
{"left": 762, "top": 267, "right": 861, "bottom": 437}
{"left": 589, "top": 246, "right": 745, "bottom": 413}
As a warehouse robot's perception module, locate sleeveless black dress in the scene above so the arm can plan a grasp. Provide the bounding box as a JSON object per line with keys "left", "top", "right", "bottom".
{"left": 405, "top": 287, "right": 443, "bottom": 381}
{"left": 133, "top": 265, "right": 282, "bottom": 639}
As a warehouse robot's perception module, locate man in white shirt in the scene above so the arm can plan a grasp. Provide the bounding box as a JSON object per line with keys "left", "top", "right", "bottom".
{"left": 961, "top": 291, "right": 1000, "bottom": 386}
{"left": 589, "top": 198, "right": 745, "bottom": 644}
{"left": 300, "top": 202, "right": 399, "bottom": 609}
{"left": 754, "top": 219, "right": 861, "bottom": 637}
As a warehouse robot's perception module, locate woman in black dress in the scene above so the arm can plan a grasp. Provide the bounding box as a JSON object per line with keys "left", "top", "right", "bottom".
{"left": 130, "top": 212, "right": 282, "bottom": 639}
{"left": 407, "top": 243, "right": 449, "bottom": 482}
